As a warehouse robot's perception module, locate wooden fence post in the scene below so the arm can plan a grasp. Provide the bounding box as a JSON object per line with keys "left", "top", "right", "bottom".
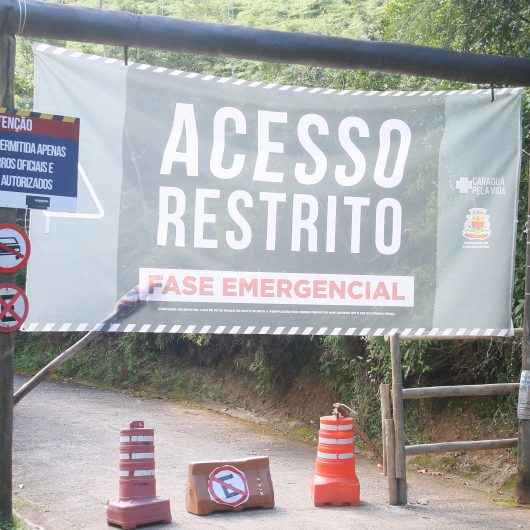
{"left": 380, "top": 382, "right": 399, "bottom": 504}
{"left": 379, "top": 383, "right": 392, "bottom": 475}
{"left": 0, "top": 29, "right": 16, "bottom": 526}
{"left": 379, "top": 383, "right": 391, "bottom": 475}
{"left": 384, "top": 418, "right": 398, "bottom": 505}
{"left": 390, "top": 334, "right": 407, "bottom": 505}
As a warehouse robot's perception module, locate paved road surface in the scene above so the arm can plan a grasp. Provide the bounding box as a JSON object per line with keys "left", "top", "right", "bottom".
{"left": 13, "top": 376, "right": 530, "bottom": 529}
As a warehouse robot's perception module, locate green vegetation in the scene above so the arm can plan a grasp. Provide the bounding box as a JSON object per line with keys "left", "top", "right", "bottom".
{"left": 11, "top": 0, "right": 530, "bottom": 461}
{"left": 0, "top": 515, "right": 27, "bottom": 530}
{"left": 494, "top": 473, "right": 522, "bottom": 506}
{"left": 15, "top": 330, "right": 522, "bottom": 443}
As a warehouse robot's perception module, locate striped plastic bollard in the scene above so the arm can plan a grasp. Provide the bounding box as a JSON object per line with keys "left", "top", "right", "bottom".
{"left": 107, "top": 421, "right": 171, "bottom": 530}
{"left": 311, "top": 415, "right": 360, "bottom": 507}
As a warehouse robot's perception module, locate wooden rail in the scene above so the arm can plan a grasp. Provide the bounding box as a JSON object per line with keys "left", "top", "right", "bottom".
{"left": 405, "top": 438, "right": 518, "bottom": 455}
{"left": 402, "top": 383, "right": 519, "bottom": 400}
{"left": 381, "top": 334, "right": 519, "bottom": 507}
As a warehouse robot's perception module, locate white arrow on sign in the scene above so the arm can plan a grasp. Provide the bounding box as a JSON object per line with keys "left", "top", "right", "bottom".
{"left": 44, "top": 163, "right": 104, "bottom": 233}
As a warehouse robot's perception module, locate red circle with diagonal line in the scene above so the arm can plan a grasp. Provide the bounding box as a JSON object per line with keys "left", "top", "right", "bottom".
{"left": 207, "top": 465, "right": 250, "bottom": 508}
{"left": 0, "top": 224, "right": 31, "bottom": 273}
{"left": 0, "top": 284, "right": 29, "bottom": 333}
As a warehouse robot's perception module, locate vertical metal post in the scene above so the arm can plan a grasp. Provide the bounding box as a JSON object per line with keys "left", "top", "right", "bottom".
{"left": 390, "top": 334, "right": 407, "bottom": 505}
{"left": 517, "top": 162, "right": 530, "bottom": 503}
{"left": 0, "top": 30, "right": 16, "bottom": 525}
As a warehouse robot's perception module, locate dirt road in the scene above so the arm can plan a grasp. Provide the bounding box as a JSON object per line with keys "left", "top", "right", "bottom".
{"left": 12, "top": 376, "right": 530, "bottom": 529}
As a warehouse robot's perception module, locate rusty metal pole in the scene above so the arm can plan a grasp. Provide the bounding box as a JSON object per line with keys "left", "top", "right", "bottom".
{"left": 517, "top": 160, "right": 530, "bottom": 504}
{"left": 0, "top": 28, "right": 16, "bottom": 525}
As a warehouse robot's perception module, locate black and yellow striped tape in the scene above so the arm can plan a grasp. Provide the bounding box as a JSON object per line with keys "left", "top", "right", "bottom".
{"left": 0, "top": 107, "right": 79, "bottom": 123}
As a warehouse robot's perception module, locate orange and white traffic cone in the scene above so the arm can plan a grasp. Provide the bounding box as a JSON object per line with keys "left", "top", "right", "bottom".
{"left": 311, "top": 415, "right": 360, "bottom": 507}
{"left": 107, "top": 421, "right": 171, "bottom": 529}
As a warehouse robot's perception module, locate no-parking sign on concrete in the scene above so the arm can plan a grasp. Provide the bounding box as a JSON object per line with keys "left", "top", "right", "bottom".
{"left": 207, "top": 465, "right": 250, "bottom": 508}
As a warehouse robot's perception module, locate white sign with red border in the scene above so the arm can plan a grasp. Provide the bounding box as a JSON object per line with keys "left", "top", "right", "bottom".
{"left": 207, "top": 465, "right": 250, "bottom": 508}
{"left": 0, "top": 224, "right": 31, "bottom": 273}
{"left": 0, "top": 283, "right": 29, "bottom": 332}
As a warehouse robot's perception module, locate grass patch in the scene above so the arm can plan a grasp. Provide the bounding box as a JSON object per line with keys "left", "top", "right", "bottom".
{"left": 409, "top": 454, "right": 436, "bottom": 469}
{"left": 491, "top": 497, "right": 522, "bottom": 508}
{"left": 0, "top": 516, "right": 27, "bottom": 530}
{"left": 289, "top": 426, "right": 317, "bottom": 444}
{"left": 490, "top": 474, "right": 530, "bottom": 508}
{"left": 409, "top": 453, "right": 483, "bottom": 479}
{"left": 492, "top": 472, "right": 519, "bottom": 506}
{"left": 408, "top": 453, "right": 461, "bottom": 472}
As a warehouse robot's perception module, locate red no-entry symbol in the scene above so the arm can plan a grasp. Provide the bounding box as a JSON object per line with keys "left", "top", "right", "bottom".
{"left": 0, "top": 224, "right": 31, "bottom": 273}
{"left": 0, "top": 284, "right": 29, "bottom": 333}
{"left": 207, "top": 465, "right": 250, "bottom": 508}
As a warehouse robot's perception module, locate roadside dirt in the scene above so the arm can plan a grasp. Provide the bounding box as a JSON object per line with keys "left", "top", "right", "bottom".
{"left": 403, "top": 401, "right": 518, "bottom": 495}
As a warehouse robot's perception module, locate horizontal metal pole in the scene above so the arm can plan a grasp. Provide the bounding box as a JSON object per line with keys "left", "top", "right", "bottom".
{"left": 402, "top": 383, "right": 519, "bottom": 400}
{"left": 1, "top": 0, "right": 530, "bottom": 85}
{"left": 405, "top": 438, "right": 518, "bottom": 455}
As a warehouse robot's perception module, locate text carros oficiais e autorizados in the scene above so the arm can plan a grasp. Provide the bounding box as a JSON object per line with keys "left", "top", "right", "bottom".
{"left": 0, "top": 114, "right": 67, "bottom": 192}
